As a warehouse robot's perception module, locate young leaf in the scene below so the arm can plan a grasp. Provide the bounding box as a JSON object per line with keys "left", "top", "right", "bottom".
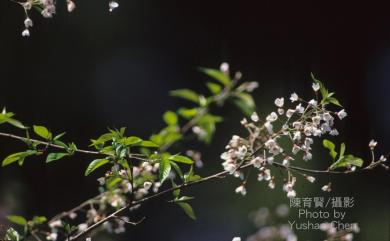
{"left": 6, "top": 118, "right": 27, "bottom": 129}
{"left": 323, "top": 139, "right": 337, "bottom": 160}
{"left": 174, "top": 196, "right": 195, "bottom": 203}
{"left": 339, "top": 143, "right": 346, "bottom": 159}
{"left": 171, "top": 181, "right": 180, "bottom": 198}
{"left": 134, "top": 141, "right": 159, "bottom": 148}
{"left": 159, "top": 158, "right": 171, "bottom": 184}
{"left": 85, "top": 159, "right": 110, "bottom": 176}
{"left": 199, "top": 67, "right": 231, "bottom": 86}
{"left": 46, "top": 152, "right": 68, "bottom": 163}
{"left": 178, "top": 202, "right": 196, "bottom": 220}
{"left": 170, "top": 161, "right": 184, "bottom": 180}
{"left": 6, "top": 215, "right": 27, "bottom": 226}
{"left": 163, "top": 111, "right": 178, "bottom": 126}
{"left": 33, "top": 125, "right": 52, "bottom": 140}
{"left": 206, "top": 82, "right": 222, "bottom": 94}
{"left": 177, "top": 108, "right": 198, "bottom": 119}
{"left": 53, "top": 132, "right": 66, "bottom": 141}
{"left": 330, "top": 155, "right": 364, "bottom": 170}
{"left": 2, "top": 151, "right": 37, "bottom": 167}
{"left": 123, "top": 136, "right": 143, "bottom": 146}
{"left": 169, "top": 155, "right": 194, "bottom": 164}
{"left": 32, "top": 216, "right": 47, "bottom": 225}
{"left": 170, "top": 89, "right": 199, "bottom": 103}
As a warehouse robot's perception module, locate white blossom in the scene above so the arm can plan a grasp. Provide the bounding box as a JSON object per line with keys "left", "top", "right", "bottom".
{"left": 251, "top": 112, "right": 259, "bottom": 122}
{"left": 235, "top": 185, "right": 246, "bottom": 196}
{"left": 78, "top": 223, "right": 88, "bottom": 231}
{"left": 258, "top": 168, "right": 271, "bottom": 181}
{"left": 220, "top": 62, "right": 229, "bottom": 73}
{"left": 305, "top": 176, "right": 316, "bottom": 183}
{"left": 21, "top": 29, "right": 30, "bottom": 37}
{"left": 312, "top": 82, "right": 320, "bottom": 92}
{"left": 337, "top": 109, "right": 347, "bottom": 120}
{"left": 290, "top": 93, "right": 298, "bottom": 102}
{"left": 245, "top": 82, "right": 259, "bottom": 92}
{"left": 266, "top": 112, "right": 278, "bottom": 122}
{"left": 369, "top": 139, "right": 377, "bottom": 149}
{"left": 308, "top": 99, "right": 318, "bottom": 107}
{"left": 264, "top": 122, "right": 273, "bottom": 134}
{"left": 286, "top": 109, "right": 295, "bottom": 118}
{"left": 24, "top": 18, "right": 33, "bottom": 28}
{"left": 67, "top": 0, "right": 76, "bottom": 12}
{"left": 295, "top": 103, "right": 304, "bottom": 113}
{"left": 49, "top": 219, "right": 62, "bottom": 228}
{"left": 109, "top": 1, "right": 119, "bottom": 12}
{"left": 274, "top": 97, "right": 284, "bottom": 107}
{"left": 46, "top": 232, "right": 58, "bottom": 241}
{"left": 143, "top": 181, "right": 152, "bottom": 190}
{"left": 232, "top": 237, "right": 241, "bottom": 241}
{"left": 287, "top": 190, "right": 296, "bottom": 198}
{"left": 321, "top": 183, "right": 332, "bottom": 192}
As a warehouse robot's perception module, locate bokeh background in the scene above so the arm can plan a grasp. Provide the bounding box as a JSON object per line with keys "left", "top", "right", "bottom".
{"left": 0, "top": 1, "right": 389, "bottom": 240}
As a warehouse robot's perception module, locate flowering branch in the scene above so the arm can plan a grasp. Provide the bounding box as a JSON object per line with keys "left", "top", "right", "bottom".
{"left": 0, "top": 64, "right": 388, "bottom": 241}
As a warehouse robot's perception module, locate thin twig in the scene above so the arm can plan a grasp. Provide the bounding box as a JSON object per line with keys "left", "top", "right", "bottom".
{"left": 0, "top": 132, "right": 100, "bottom": 155}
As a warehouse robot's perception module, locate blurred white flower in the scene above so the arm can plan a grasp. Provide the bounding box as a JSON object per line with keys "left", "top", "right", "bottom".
{"left": 109, "top": 1, "right": 119, "bottom": 12}
{"left": 312, "top": 82, "right": 320, "bottom": 92}
{"left": 274, "top": 97, "right": 284, "bottom": 107}
{"left": 21, "top": 29, "right": 30, "bottom": 37}
{"left": 290, "top": 93, "right": 298, "bottom": 102}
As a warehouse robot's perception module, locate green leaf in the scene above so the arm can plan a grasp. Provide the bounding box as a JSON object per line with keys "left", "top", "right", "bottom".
{"left": 46, "top": 152, "right": 68, "bottom": 163}
{"left": 233, "top": 92, "right": 256, "bottom": 116}
{"left": 6, "top": 118, "right": 27, "bottom": 129}
{"left": 85, "top": 159, "right": 110, "bottom": 176}
{"left": 2, "top": 151, "right": 37, "bottom": 167}
{"left": 53, "top": 132, "right": 66, "bottom": 141}
{"left": 178, "top": 202, "right": 196, "bottom": 220}
{"left": 328, "top": 97, "right": 343, "bottom": 107}
{"left": 339, "top": 143, "right": 346, "bottom": 159}
{"left": 330, "top": 155, "right": 364, "bottom": 170}
{"left": 174, "top": 196, "right": 195, "bottom": 203}
{"left": 170, "top": 89, "right": 199, "bottom": 103}
{"left": 163, "top": 111, "right": 178, "bottom": 126}
{"left": 170, "top": 161, "right": 184, "bottom": 180}
{"left": 177, "top": 108, "right": 198, "bottom": 119}
{"left": 323, "top": 139, "right": 337, "bottom": 160}
{"left": 159, "top": 158, "right": 171, "bottom": 184}
{"left": 134, "top": 141, "right": 159, "bottom": 148}
{"left": 33, "top": 125, "right": 52, "bottom": 140}
{"left": 123, "top": 136, "right": 143, "bottom": 146}
{"left": 106, "top": 177, "right": 122, "bottom": 189}
{"left": 32, "top": 216, "right": 47, "bottom": 225}
{"left": 5, "top": 228, "right": 21, "bottom": 241}
{"left": 169, "top": 155, "right": 194, "bottom": 164}
{"left": 199, "top": 67, "right": 231, "bottom": 86}
{"left": 206, "top": 82, "right": 222, "bottom": 94}
{"left": 6, "top": 215, "right": 27, "bottom": 226}
{"left": 171, "top": 181, "right": 180, "bottom": 198}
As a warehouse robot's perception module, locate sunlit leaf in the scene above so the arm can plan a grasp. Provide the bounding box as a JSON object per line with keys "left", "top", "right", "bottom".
{"left": 85, "top": 159, "right": 110, "bottom": 176}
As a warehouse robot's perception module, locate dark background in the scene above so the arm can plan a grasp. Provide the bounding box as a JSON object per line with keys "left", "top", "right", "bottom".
{"left": 0, "top": 1, "right": 389, "bottom": 240}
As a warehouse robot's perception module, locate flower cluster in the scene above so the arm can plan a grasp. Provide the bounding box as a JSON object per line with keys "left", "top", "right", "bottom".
{"left": 244, "top": 205, "right": 298, "bottom": 241}
{"left": 221, "top": 76, "right": 389, "bottom": 199}
{"left": 13, "top": 0, "right": 119, "bottom": 37}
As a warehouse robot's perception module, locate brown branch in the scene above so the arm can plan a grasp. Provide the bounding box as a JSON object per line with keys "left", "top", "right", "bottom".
{"left": 68, "top": 159, "right": 359, "bottom": 240}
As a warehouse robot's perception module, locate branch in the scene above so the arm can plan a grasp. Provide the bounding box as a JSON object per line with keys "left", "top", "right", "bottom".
{"left": 68, "top": 159, "right": 363, "bottom": 240}
{"left": 0, "top": 132, "right": 100, "bottom": 155}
